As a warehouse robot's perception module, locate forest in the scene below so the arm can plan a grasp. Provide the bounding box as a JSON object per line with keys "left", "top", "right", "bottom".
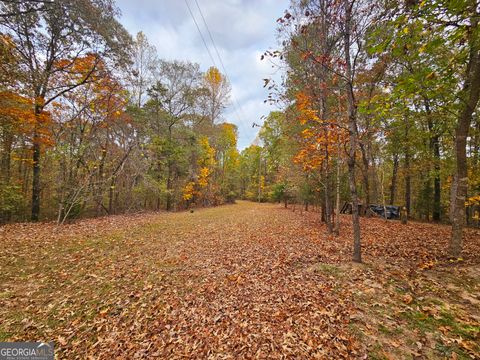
{"left": 1, "top": 0, "right": 480, "bottom": 358}
{"left": 255, "top": 0, "right": 480, "bottom": 261}
{"left": 0, "top": 2, "right": 241, "bottom": 224}
{"left": 1, "top": 1, "right": 479, "bottom": 257}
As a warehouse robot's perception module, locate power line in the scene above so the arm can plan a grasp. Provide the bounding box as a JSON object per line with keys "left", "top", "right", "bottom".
{"left": 191, "top": 0, "right": 252, "bottom": 136}
{"left": 185, "top": 0, "right": 250, "bottom": 139}
{"left": 193, "top": 0, "right": 249, "bottom": 120}
{"left": 193, "top": 0, "right": 230, "bottom": 87}
{"left": 184, "top": 0, "right": 217, "bottom": 69}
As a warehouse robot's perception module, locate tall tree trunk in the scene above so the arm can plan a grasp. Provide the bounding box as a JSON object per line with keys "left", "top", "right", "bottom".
{"left": 108, "top": 177, "right": 115, "bottom": 215}
{"left": 433, "top": 138, "right": 441, "bottom": 221}
{"left": 95, "top": 144, "right": 108, "bottom": 216}
{"left": 1, "top": 130, "right": 13, "bottom": 222}
{"left": 424, "top": 99, "right": 441, "bottom": 221}
{"left": 450, "top": 174, "right": 457, "bottom": 223}
{"left": 318, "top": 0, "right": 333, "bottom": 232}
{"left": 404, "top": 115, "right": 411, "bottom": 216}
{"left": 320, "top": 200, "right": 326, "bottom": 222}
{"left": 257, "top": 151, "right": 262, "bottom": 202}
{"left": 334, "top": 144, "right": 341, "bottom": 235}
{"left": 166, "top": 163, "right": 173, "bottom": 211}
{"left": 359, "top": 143, "right": 370, "bottom": 212}
{"left": 324, "top": 163, "right": 333, "bottom": 233}
{"left": 450, "top": 14, "right": 480, "bottom": 256}
{"left": 344, "top": 0, "right": 361, "bottom": 263}
{"left": 20, "top": 142, "right": 29, "bottom": 194}
{"left": 473, "top": 119, "right": 480, "bottom": 168}
{"left": 166, "top": 126, "right": 173, "bottom": 211}
{"left": 369, "top": 146, "right": 379, "bottom": 204}
{"left": 1, "top": 130, "right": 13, "bottom": 184}
{"left": 31, "top": 105, "right": 42, "bottom": 221}
{"left": 347, "top": 134, "right": 361, "bottom": 262}
{"left": 379, "top": 169, "right": 388, "bottom": 221}
{"left": 390, "top": 153, "right": 399, "bottom": 205}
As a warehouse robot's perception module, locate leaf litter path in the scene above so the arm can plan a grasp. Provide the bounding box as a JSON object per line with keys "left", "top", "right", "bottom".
{"left": 1, "top": 201, "right": 479, "bottom": 359}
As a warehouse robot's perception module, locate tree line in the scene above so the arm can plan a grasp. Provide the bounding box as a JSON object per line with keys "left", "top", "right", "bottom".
{"left": 1, "top": 0, "right": 479, "bottom": 262}
{"left": 239, "top": 0, "right": 480, "bottom": 261}
{"left": 0, "top": 0, "right": 242, "bottom": 224}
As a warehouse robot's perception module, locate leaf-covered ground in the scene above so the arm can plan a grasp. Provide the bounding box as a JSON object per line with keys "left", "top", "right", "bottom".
{"left": 0, "top": 201, "right": 479, "bottom": 359}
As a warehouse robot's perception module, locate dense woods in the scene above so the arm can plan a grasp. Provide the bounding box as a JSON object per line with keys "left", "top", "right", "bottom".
{"left": 0, "top": 0, "right": 241, "bottom": 224}
{"left": 1, "top": 1, "right": 480, "bottom": 358}
{"left": 243, "top": 0, "right": 480, "bottom": 260}
{"left": 1, "top": 0, "right": 479, "bottom": 262}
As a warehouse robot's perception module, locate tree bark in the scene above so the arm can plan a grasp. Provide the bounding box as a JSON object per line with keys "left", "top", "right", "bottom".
{"left": 450, "top": 14, "right": 480, "bottom": 256}
{"left": 404, "top": 115, "right": 411, "bottom": 216}
{"left": 450, "top": 174, "right": 457, "bottom": 223}
{"left": 317, "top": 1, "right": 333, "bottom": 232}
{"left": 324, "top": 176, "right": 333, "bottom": 233}
{"left": 108, "top": 177, "right": 115, "bottom": 215}
{"left": 359, "top": 142, "right": 370, "bottom": 213}
{"left": 344, "top": 0, "right": 361, "bottom": 263}
{"left": 166, "top": 164, "right": 173, "bottom": 211}
{"left": 390, "top": 153, "right": 399, "bottom": 205}
{"left": 433, "top": 148, "right": 441, "bottom": 221}
{"left": 1, "top": 130, "right": 12, "bottom": 184}
{"left": 323, "top": 141, "right": 333, "bottom": 233}
{"left": 424, "top": 99, "right": 441, "bottom": 221}
{"left": 31, "top": 105, "right": 42, "bottom": 221}
{"left": 334, "top": 144, "right": 341, "bottom": 235}
{"left": 380, "top": 169, "right": 388, "bottom": 221}
{"left": 166, "top": 126, "right": 174, "bottom": 211}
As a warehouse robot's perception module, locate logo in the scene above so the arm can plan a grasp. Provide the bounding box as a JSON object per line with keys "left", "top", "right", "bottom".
{"left": 0, "top": 342, "right": 54, "bottom": 360}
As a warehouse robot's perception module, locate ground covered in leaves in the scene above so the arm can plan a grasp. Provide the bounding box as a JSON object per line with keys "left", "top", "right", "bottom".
{"left": 1, "top": 201, "right": 479, "bottom": 359}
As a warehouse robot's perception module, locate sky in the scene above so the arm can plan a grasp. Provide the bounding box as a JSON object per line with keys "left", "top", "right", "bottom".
{"left": 115, "top": 0, "right": 289, "bottom": 150}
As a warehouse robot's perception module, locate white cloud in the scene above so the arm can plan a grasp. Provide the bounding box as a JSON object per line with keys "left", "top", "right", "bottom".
{"left": 116, "top": 0, "right": 289, "bottom": 149}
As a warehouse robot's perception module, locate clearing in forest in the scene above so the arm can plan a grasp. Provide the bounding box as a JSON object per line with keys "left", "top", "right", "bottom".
{"left": 0, "top": 201, "right": 479, "bottom": 359}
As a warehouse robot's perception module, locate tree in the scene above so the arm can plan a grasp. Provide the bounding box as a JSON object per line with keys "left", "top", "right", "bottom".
{"left": 268, "top": 0, "right": 382, "bottom": 261}
{"left": 129, "top": 31, "right": 157, "bottom": 107}
{"left": 0, "top": 0, "right": 132, "bottom": 220}
{"left": 445, "top": 2, "right": 480, "bottom": 257}
{"left": 0, "top": 0, "right": 53, "bottom": 18}
{"left": 199, "top": 66, "right": 231, "bottom": 125}
{"left": 368, "top": 0, "right": 480, "bottom": 255}
{"left": 217, "top": 123, "right": 240, "bottom": 201}
{"left": 51, "top": 56, "right": 131, "bottom": 221}
{"left": 147, "top": 60, "right": 201, "bottom": 211}
{"left": 342, "top": 0, "right": 361, "bottom": 262}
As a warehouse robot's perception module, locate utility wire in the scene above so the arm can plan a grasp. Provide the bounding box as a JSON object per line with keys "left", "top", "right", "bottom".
{"left": 184, "top": 0, "right": 217, "bottom": 69}
{"left": 185, "top": 0, "right": 250, "bottom": 139}
{"left": 193, "top": 0, "right": 239, "bottom": 101}
{"left": 191, "top": 0, "right": 252, "bottom": 136}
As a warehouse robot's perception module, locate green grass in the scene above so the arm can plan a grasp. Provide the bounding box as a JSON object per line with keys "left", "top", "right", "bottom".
{"left": 401, "top": 303, "right": 479, "bottom": 340}
{"left": 309, "top": 263, "right": 342, "bottom": 276}
{"left": 368, "top": 342, "right": 389, "bottom": 360}
{"left": 0, "top": 329, "right": 12, "bottom": 342}
{"left": 398, "top": 300, "right": 479, "bottom": 358}
{"left": 435, "top": 343, "right": 472, "bottom": 360}
{"left": 378, "top": 323, "right": 403, "bottom": 336}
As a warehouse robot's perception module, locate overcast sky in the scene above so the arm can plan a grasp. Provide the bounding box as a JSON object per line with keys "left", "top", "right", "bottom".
{"left": 115, "top": 0, "right": 289, "bottom": 150}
